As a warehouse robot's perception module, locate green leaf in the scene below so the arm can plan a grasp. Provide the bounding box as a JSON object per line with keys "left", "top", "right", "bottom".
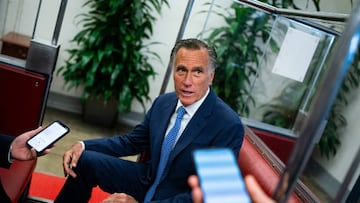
{"left": 58, "top": 0, "right": 169, "bottom": 113}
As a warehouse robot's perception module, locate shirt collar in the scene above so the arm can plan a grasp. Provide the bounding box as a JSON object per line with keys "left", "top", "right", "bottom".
{"left": 176, "top": 88, "right": 210, "bottom": 117}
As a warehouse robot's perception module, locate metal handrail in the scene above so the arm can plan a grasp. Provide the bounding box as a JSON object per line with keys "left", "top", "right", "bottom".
{"left": 238, "top": 0, "right": 349, "bottom": 22}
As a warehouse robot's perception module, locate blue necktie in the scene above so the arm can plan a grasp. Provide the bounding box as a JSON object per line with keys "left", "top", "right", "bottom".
{"left": 144, "top": 106, "right": 186, "bottom": 202}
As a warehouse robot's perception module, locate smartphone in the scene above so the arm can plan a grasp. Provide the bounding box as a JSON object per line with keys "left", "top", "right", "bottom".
{"left": 27, "top": 120, "right": 70, "bottom": 153}
{"left": 193, "top": 148, "right": 251, "bottom": 203}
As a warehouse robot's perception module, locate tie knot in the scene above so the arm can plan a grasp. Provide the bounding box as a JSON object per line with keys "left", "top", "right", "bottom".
{"left": 177, "top": 106, "right": 186, "bottom": 119}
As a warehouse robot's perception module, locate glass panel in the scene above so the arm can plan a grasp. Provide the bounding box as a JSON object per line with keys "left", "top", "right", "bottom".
{"left": 0, "top": 0, "right": 40, "bottom": 60}
{"left": 194, "top": 0, "right": 336, "bottom": 138}
{"left": 245, "top": 16, "right": 336, "bottom": 136}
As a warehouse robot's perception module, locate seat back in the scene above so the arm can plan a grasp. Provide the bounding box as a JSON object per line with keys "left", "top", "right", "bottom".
{"left": 0, "top": 62, "right": 46, "bottom": 202}
{"left": 239, "top": 126, "right": 320, "bottom": 203}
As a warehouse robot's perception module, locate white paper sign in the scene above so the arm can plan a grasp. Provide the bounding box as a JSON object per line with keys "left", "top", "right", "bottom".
{"left": 272, "top": 27, "right": 320, "bottom": 82}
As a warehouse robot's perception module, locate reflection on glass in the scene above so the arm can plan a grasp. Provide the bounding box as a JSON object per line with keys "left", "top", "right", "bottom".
{"left": 197, "top": 0, "right": 336, "bottom": 136}
{"left": 247, "top": 16, "right": 335, "bottom": 134}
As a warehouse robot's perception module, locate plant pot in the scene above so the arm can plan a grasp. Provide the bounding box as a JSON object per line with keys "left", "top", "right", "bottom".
{"left": 82, "top": 97, "right": 118, "bottom": 128}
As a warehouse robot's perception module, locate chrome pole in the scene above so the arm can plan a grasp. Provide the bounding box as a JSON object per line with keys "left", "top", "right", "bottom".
{"left": 32, "top": 0, "right": 42, "bottom": 39}
{"left": 52, "top": 0, "right": 67, "bottom": 45}
{"left": 159, "top": 0, "right": 195, "bottom": 95}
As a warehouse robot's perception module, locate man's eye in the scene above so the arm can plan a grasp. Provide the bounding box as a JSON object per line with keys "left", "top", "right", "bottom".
{"left": 193, "top": 70, "right": 202, "bottom": 76}
{"left": 176, "top": 68, "right": 186, "bottom": 75}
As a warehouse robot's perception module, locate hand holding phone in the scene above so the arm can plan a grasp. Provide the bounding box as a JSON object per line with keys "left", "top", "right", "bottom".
{"left": 27, "top": 120, "right": 70, "bottom": 153}
{"left": 193, "top": 148, "right": 251, "bottom": 203}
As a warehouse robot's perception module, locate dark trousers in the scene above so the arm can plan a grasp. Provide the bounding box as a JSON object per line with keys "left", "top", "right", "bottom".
{"left": 54, "top": 151, "right": 150, "bottom": 203}
{"left": 0, "top": 181, "right": 11, "bottom": 203}
{"left": 346, "top": 175, "right": 360, "bottom": 203}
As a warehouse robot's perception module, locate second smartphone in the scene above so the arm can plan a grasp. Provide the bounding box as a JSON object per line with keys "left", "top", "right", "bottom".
{"left": 193, "top": 148, "right": 251, "bottom": 203}
{"left": 27, "top": 120, "right": 70, "bottom": 153}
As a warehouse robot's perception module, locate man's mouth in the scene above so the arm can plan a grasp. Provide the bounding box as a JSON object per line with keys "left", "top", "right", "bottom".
{"left": 181, "top": 90, "right": 193, "bottom": 96}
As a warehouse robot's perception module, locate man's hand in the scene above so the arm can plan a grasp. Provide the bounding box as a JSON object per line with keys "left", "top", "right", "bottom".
{"left": 188, "top": 175, "right": 203, "bottom": 203}
{"left": 101, "top": 193, "right": 138, "bottom": 203}
{"left": 188, "top": 174, "right": 276, "bottom": 203}
{"left": 244, "top": 175, "right": 276, "bottom": 203}
{"left": 11, "top": 127, "right": 45, "bottom": 161}
{"left": 63, "top": 141, "right": 84, "bottom": 178}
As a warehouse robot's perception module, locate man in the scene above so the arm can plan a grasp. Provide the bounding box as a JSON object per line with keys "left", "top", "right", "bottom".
{"left": 0, "top": 127, "right": 46, "bottom": 202}
{"left": 55, "top": 38, "right": 244, "bottom": 203}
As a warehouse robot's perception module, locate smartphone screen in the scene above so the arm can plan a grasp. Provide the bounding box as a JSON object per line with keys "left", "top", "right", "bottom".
{"left": 193, "top": 148, "right": 251, "bottom": 203}
{"left": 27, "top": 120, "right": 70, "bottom": 153}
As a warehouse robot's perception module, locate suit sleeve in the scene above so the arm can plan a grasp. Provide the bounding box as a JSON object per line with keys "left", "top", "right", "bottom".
{"left": 0, "top": 134, "right": 15, "bottom": 168}
{"left": 83, "top": 96, "right": 159, "bottom": 156}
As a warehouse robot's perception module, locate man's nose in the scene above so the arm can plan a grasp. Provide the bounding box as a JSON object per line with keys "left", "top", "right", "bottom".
{"left": 183, "top": 73, "right": 193, "bottom": 85}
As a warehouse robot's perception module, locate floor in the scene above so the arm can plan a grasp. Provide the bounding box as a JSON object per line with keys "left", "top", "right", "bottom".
{"left": 34, "top": 107, "right": 332, "bottom": 202}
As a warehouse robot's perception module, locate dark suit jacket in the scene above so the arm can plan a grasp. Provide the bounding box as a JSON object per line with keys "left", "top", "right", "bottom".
{"left": 1, "top": 134, "right": 15, "bottom": 202}
{"left": 84, "top": 88, "right": 244, "bottom": 202}
{"left": 0, "top": 134, "right": 14, "bottom": 168}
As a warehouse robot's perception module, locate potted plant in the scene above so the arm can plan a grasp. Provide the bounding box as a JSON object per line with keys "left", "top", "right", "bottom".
{"left": 58, "top": 0, "right": 169, "bottom": 127}
{"left": 203, "top": 2, "right": 274, "bottom": 116}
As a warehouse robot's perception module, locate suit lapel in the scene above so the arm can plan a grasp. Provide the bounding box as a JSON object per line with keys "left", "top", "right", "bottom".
{"left": 151, "top": 94, "right": 178, "bottom": 172}
{"left": 161, "top": 89, "right": 216, "bottom": 178}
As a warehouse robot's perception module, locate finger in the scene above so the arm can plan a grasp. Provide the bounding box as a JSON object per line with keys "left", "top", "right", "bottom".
{"left": 244, "top": 175, "right": 275, "bottom": 203}
{"left": 30, "top": 148, "right": 38, "bottom": 159}
{"left": 188, "top": 175, "right": 199, "bottom": 188}
{"left": 63, "top": 159, "right": 69, "bottom": 177}
{"left": 37, "top": 148, "right": 51, "bottom": 156}
{"left": 63, "top": 158, "right": 77, "bottom": 178}
{"left": 28, "top": 127, "right": 43, "bottom": 138}
{"left": 63, "top": 151, "right": 73, "bottom": 176}
{"left": 67, "top": 166, "right": 77, "bottom": 178}
{"left": 70, "top": 153, "right": 78, "bottom": 168}
{"left": 188, "top": 175, "right": 203, "bottom": 203}
{"left": 68, "top": 143, "right": 83, "bottom": 168}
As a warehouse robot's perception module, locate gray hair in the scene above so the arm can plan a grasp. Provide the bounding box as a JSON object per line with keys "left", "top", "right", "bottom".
{"left": 169, "top": 38, "right": 217, "bottom": 72}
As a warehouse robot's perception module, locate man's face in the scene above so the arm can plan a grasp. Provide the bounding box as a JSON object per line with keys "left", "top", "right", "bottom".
{"left": 173, "top": 47, "right": 214, "bottom": 107}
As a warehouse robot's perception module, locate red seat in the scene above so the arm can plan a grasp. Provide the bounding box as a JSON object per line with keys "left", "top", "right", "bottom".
{"left": 0, "top": 62, "right": 47, "bottom": 202}
{"left": 239, "top": 126, "right": 320, "bottom": 203}
{"left": 0, "top": 160, "right": 37, "bottom": 202}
